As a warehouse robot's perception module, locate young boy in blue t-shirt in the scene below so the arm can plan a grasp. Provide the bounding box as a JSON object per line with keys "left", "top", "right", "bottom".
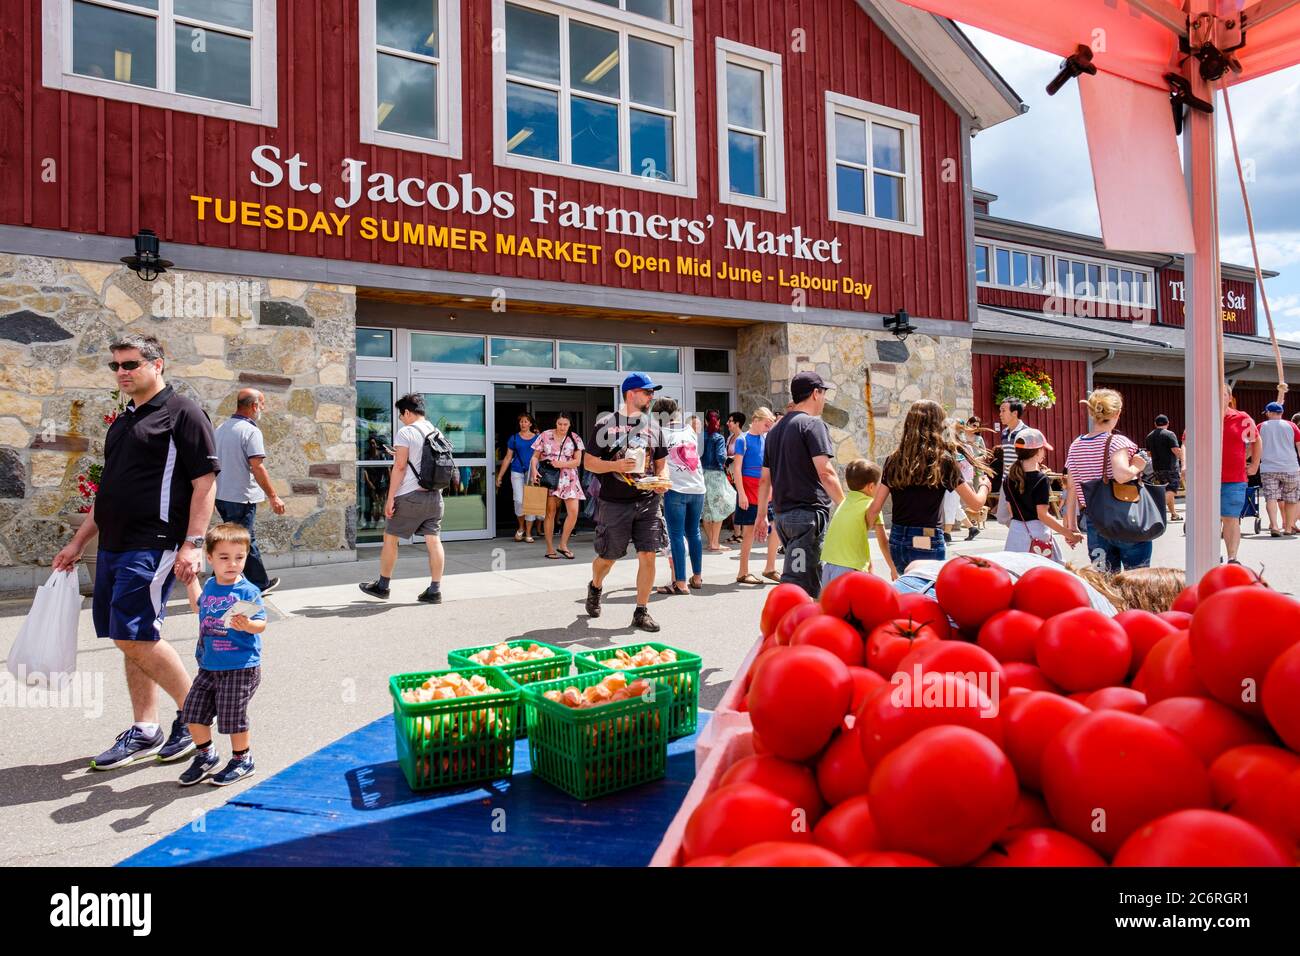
{"left": 178, "top": 523, "right": 267, "bottom": 787}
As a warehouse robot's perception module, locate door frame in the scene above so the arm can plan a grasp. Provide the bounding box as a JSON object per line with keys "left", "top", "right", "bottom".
{"left": 411, "top": 377, "right": 495, "bottom": 541}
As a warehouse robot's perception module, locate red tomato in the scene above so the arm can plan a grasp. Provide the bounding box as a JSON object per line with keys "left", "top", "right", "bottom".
{"left": 746, "top": 647, "right": 785, "bottom": 695}
{"left": 1189, "top": 587, "right": 1300, "bottom": 716}
{"left": 857, "top": 671, "right": 1003, "bottom": 766}
{"left": 976, "top": 828, "right": 1107, "bottom": 867}
{"left": 1133, "top": 631, "right": 1208, "bottom": 702}
{"left": 815, "top": 726, "right": 874, "bottom": 805}
{"left": 1209, "top": 745, "right": 1300, "bottom": 838}
{"left": 999, "top": 691, "right": 1089, "bottom": 792}
{"left": 1010, "top": 566, "right": 1091, "bottom": 620}
{"left": 934, "top": 556, "right": 1014, "bottom": 633}
{"left": 819, "top": 571, "right": 901, "bottom": 633}
{"left": 1113, "top": 609, "right": 1176, "bottom": 676}
{"left": 1085, "top": 686, "right": 1148, "bottom": 714}
{"left": 758, "top": 633, "right": 779, "bottom": 655}
{"left": 682, "top": 783, "right": 803, "bottom": 861}
{"left": 681, "top": 855, "right": 727, "bottom": 867}
{"left": 760, "top": 583, "right": 813, "bottom": 637}
{"left": 812, "top": 794, "right": 880, "bottom": 857}
{"left": 869, "top": 725, "right": 1019, "bottom": 866}
{"left": 1041, "top": 711, "right": 1211, "bottom": 857}
{"left": 719, "top": 754, "right": 826, "bottom": 824}
{"left": 774, "top": 602, "right": 822, "bottom": 646}
{"left": 866, "top": 618, "right": 942, "bottom": 677}
{"left": 1171, "top": 585, "right": 1199, "bottom": 614}
{"left": 747, "top": 645, "right": 853, "bottom": 761}
{"left": 1035, "top": 608, "right": 1132, "bottom": 692}
{"left": 1158, "top": 610, "right": 1193, "bottom": 629}
{"left": 1197, "top": 563, "right": 1265, "bottom": 601}
{"left": 1143, "top": 697, "right": 1273, "bottom": 766}
{"left": 723, "top": 842, "right": 851, "bottom": 867}
{"left": 894, "top": 640, "right": 1008, "bottom": 699}
{"left": 1113, "top": 810, "right": 1292, "bottom": 867}
{"left": 1002, "top": 790, "right": 1054, "bottom": 837}
{"left": 850, "top": 851, "right": 938, "bottom": 866}
{"left": 977, "top": 609, "right": 1045, "bottom": 664}
{"left": 1003, "top": 661, "right": 1063, "bottom": 695}
{"left": 1263, "top": 641, "right": 1300, "bottom": 750}
{"left": 790, "top": 614, "right": 866, "bottom": 668}
{"left": 895, "top": 592, "right": 954, "bottom": 641}
{"left": 847, "top": 666, "right": 888, "bottom": 714}
{"left": 1278, "top": 769, "right": 1300, "bottom": 847}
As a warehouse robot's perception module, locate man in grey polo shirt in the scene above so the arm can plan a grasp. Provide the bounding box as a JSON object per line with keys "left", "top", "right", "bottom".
{"left": 213, "top": 388, "right": 286, "bottom": 593}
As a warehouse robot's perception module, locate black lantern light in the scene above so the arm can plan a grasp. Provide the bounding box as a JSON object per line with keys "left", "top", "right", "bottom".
{"left": 884, "top": 308, "right": 916, "bottom": 341}
{"left": 121, "top": 229, "right": 174, "bottom": 281}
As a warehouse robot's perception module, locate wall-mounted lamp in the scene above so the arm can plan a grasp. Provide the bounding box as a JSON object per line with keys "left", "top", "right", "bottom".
{"left": 120, "top": 229, "right": 173, "bottom": 282}
{"left": 884, "top": 308, "right": 916, "bottom": 341}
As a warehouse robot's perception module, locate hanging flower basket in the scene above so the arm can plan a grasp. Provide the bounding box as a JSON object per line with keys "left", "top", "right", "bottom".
{"left": 994, "top": 361, "right": 1057, "bottom": 409}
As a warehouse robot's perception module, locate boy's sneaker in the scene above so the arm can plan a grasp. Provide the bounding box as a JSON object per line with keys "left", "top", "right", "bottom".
{"left": 178, "top": 748, "right": 221, "bottom": 786}
{"left": 632, "top": 607, "right": 660, "bottom": 633}
{"left": 358, "top": 580, "right": 391, "bottom": 599}
{"left": 158, "top": 711, "right": 196, "bottom": 762}
{"left": 210, "top": 754, "right": 256, "bottom": 787}
{"left": 966, "top": 528, "right": 981, "bottom": 541}
{"left": 417, "top": 586, "right": 442, "bottom": 604}
{"left": 261, "top": 577, "right": 281, "bottom": 595}
{"left": 585, "top": 581, "right": 602, "bottom": 618}
{"left": 90, "top": 725, "right": 164, "bottom": 770}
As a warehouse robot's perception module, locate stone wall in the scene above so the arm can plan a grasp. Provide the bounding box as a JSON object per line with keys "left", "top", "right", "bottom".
{"left": 0, "top": 253, "right": 357, "bottom": 591}
{"left": 738, "top": 322, "right": 974, "bottom": 467}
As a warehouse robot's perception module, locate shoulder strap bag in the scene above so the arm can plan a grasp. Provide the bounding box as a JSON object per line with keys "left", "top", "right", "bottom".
{"left": 1080, "top": 433, "right": 1167, "bottom": 543}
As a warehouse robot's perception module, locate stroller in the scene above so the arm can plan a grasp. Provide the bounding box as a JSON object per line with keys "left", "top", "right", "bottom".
{"left": 1242, "top": 472, "right": 1263, "bottom": 535}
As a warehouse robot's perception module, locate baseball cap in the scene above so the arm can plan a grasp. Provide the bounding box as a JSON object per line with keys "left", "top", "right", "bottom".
{"left": 1155, "top": 414, "right": 1170, "bottom": 425}
{"left": 1265, "top": 401, "right": 1285, "bottom": 414}
{"left": 1013, "top": 427, "right": 1053, "bottom": 452}
{"left": 791, "top": 370, "right": 832, "bottom": 402}
{"left": 620, "top": 372, "right": 663, "bottom": 394}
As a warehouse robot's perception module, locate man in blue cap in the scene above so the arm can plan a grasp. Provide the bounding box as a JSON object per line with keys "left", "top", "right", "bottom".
{"left": 1258, "top": 401, "right": 1300, "bottom": 537}
{"left": 583, "top": 372, "right": 670, "bottom": 632}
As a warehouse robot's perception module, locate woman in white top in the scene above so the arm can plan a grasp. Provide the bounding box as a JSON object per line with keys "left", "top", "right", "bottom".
{"left": 653, "top": 397, "right": 706, "bottom": 595}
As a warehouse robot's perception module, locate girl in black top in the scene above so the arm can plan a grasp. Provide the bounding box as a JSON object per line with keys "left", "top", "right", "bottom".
{"left": 1004, "top": 428, "right": 1082, "bottom": 562}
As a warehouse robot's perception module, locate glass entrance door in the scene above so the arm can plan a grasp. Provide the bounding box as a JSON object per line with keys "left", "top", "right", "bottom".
{"left": 412, "top": 378, "right": 493, "bottom": 541}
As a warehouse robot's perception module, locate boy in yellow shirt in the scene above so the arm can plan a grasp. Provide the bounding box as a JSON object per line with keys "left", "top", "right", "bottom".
{"left": 821, "top": 460, "right": 896, "bottom": 586}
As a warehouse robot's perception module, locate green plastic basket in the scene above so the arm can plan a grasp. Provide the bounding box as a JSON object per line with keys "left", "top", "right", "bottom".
{"left": 522, "top": 670, "right": 674, "bottom": 800}
{"left": 572, "top": 642, "right": 701, "bottom": 739}
{"left": 388, "top": 665, "right": 519, "bottom": 792}
{"left": 447, "top": 639, "right": 573, "bottom": 738}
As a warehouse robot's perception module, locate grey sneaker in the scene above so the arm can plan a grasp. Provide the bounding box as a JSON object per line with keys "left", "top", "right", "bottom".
{"left": 210, "top": 753, "right": 255, "bottom": 787}
{"left": 260, "top": 577, "right": 281, "bottom": 595}
{"left": 179, "top": 748, "right": 221, "bottom": 786}
{"left": 158, "top": 711, "right": 195, "bottom": 762}
{"left": 91, "top": 725, "right": 164, "bottom": 770}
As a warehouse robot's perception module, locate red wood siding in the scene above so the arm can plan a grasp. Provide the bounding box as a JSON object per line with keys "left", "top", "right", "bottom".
{"left": 972, "top": 352, "right": 1090, "bottom": 464}
{"left": 1156, "top": 267, "right": 1257, "bottom": 335}
{"left": 1094, "top": 377, "right": 1186, "bottom": 441}
{"left": 0, "top": 0, "right": 970, "bottom": 322}
{"left": 977, "top": 286, "right": 1155, "bottom": 324}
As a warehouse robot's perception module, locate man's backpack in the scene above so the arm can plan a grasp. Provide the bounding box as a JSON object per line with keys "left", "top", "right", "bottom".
{"left": 412, "top": 421, "right": 458, "bottom": 492}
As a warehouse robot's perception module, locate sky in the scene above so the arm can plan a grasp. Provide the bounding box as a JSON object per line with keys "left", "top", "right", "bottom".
{"left": 963, "top": 28, "right": 1300, "bottom": 341}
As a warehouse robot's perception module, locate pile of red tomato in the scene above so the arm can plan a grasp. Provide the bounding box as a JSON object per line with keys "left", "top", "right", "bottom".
{"left": 678, "top": 559, "right": 1300, "bottom": 866}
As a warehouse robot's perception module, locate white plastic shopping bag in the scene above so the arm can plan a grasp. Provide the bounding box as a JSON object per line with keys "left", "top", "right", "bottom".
{"left": 7, "top": 570, "right": 81, "bottom": 688}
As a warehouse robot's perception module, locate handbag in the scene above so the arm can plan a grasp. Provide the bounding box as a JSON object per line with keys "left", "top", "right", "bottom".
{"left": 1080, "top": 433, "right": 1167, "bottom": 543}
{"left": 537, "top": 434, "right": 574, "bottom": 491}
{"left": 1007, "top": 474, "right": 1058, "bottom": 559}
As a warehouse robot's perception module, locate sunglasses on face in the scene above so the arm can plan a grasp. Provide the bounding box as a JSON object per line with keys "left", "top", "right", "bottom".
{"left": 108, "top": 360, "right": 151, "bottom": 372}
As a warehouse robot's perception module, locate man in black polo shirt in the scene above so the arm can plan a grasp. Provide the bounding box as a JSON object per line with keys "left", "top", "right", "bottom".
{"left": 1145, "top": 413, "right": 1184, "bottom": 522}
{"left": 54, "top": 334, "right": 219, "bottom": 770}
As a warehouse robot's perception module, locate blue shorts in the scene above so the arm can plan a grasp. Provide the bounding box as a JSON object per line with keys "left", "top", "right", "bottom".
{"left": 92, "top": 549, "right": 179, "bottom": 642}
{"left": 734, "top": 501, "right": 759, "bottom": 526}
{"left": 1220, "top": 482, "right": 1247, "bottom": 518}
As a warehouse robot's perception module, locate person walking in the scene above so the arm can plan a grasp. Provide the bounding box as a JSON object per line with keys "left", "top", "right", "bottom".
{"left": 724, "top": 412, "right": 746, "bottom": 543}
{"left": 1145, "top": 414, "right": 1184, "bottom": 522}
{"left": 654, "top": 397, "right": 706, "bottom": 595}
{"left": 731, "top": 407, "right": 777, "bottom": 584}
{"left": 530, "top": 412, "right": 585, "bottom": 559}
{"left": 52, "top": 334, "right": 218, "bottom": 770}
{"left": 820, "top": 459, "right": 894, "bottom": 585}
{"left": 994, "top": 399, "right": 1029, "bottom": 525}
{"left": 1063, "top": 389, "right": 1153, "bottom": 573}
{"left": 755, "top": 373, "right": 845, "bottom": 597}
{"left": 583, "top": 373, "right": 669, "bottom": 633}
{"left": 1257, "top": 402, "right": 1300, "bottom": 537}
{"left": 866, "top": 400, "right": 991, "bottom": 576}
{"left": 495, "top": 413, "right": 543, "bottom": 543}
{"left": 1004, "top": 428, "right": 1082, "bottom": 561}
{"left": 212, "top": 388, "right": 286, "bottom": 595}
{"left": 1220, "top": 385, "right": 1261, "bottom": 563}
{"left": 358, "top": 393, "right": 450, "bottom": 604}
{"left": 700, "top": 410, "right": 736, "bottom": 553}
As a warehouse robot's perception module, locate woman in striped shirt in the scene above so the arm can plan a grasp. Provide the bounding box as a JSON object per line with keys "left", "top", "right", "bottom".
{"left": 1063, "top": 389, "right": 1152, "bottom": 573}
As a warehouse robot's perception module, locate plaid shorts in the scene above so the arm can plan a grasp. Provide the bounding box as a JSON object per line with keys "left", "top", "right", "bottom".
{"left": 181, "top": 666, "right": 261, "bottom": 735}
{"left": 1262, "top": 471, "right": 1300, "bottom": 504}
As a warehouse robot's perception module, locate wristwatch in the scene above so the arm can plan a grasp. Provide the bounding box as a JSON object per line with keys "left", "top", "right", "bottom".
{"left": 183, "top": 535, "right": 205, "bottom": 548}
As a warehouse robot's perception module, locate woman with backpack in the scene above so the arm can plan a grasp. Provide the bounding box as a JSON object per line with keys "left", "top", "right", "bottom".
{"left": 530, "top": 413, "right": 585, "bottom": 559}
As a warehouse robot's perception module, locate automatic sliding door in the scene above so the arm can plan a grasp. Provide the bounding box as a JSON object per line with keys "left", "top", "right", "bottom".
{"left": 412, "top": 379, "right": 493, "bottom": 541}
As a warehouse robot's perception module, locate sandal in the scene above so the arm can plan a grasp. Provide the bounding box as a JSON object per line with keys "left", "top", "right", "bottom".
{"left": 558, "top": 549, "right": 575, "bottom": 559}
{"left": 657, "top": 584, "right": 689, "bottom": 595}
{"left": 762, "top": 571, "right": 781, "bottom": 582}
{"left": 545, "top": 552, "right": 562, "bottom": 560}
{"left": 688, "top": 576, "right": 704, "bottom": 590}
{"left": 525, "top": 535, "right": 536, "bottom": 543}
{"left": 514, "top": 530, "right": 525, "bottom": 542}
{"left": 736, "top": 573, "right": 764, "bottom": 585}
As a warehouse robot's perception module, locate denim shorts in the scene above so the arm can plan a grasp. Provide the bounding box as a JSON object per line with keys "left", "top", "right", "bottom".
{"left": 888, "top": 525, "right": 945, "bottom": 576}
{"left": 1220, "top": 481, "right": 1247, "bottom": 518}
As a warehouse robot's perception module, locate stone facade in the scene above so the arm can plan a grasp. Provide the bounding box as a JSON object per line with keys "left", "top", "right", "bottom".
{"left": 0, "top": 253, "right": 357, "bottom": 589}
{"left": 737, "top": 322, "right": 974, "bottom": 466}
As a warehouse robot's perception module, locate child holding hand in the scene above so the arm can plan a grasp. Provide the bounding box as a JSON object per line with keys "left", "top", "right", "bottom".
{"left": 820, "top": 459, "right": 897, "bottom": 586}
{"left": 179, "top": 523, "right": 267, "bottom": 787}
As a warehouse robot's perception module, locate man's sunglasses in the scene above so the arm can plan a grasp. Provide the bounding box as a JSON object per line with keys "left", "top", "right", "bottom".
{"left": 108, "top": 360, "right": 152, "bottom": 371}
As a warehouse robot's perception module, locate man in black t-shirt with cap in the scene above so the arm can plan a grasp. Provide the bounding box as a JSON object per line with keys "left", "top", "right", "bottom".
{"left": 1145, "top": 413, "right": 1184, "bottom": 521}
{"left": 756, "top": 371, "right": 845, "bottom": 597}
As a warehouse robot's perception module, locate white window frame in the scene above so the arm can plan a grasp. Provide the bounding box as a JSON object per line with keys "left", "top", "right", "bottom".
{"left": 715, "top": 38, "right": 784, "bottom": 213}
{"left": 41, "top": 0, "right": 278, "bottom": 126}
{"left": 492, "top": 0, "right": 697, "bottom": 198}
{"left": 976, "top": 239, "right": 1049, "bottom": 293}
{"left": 356, "top": 325, "right": 397, "bottom": 361}
{"left": 359, "top": 0, "right": 462, "bottom": 159}
{"left": 825, "top": 90, "right": 923, "bottom": 237}
{"left": 1051, "top": 253, "right": 1155, "bottom": 308}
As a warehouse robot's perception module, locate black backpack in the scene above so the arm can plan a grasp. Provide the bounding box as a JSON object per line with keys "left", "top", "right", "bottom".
{"left": 412, "top": 422, "right": 458, "bottom": 492}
